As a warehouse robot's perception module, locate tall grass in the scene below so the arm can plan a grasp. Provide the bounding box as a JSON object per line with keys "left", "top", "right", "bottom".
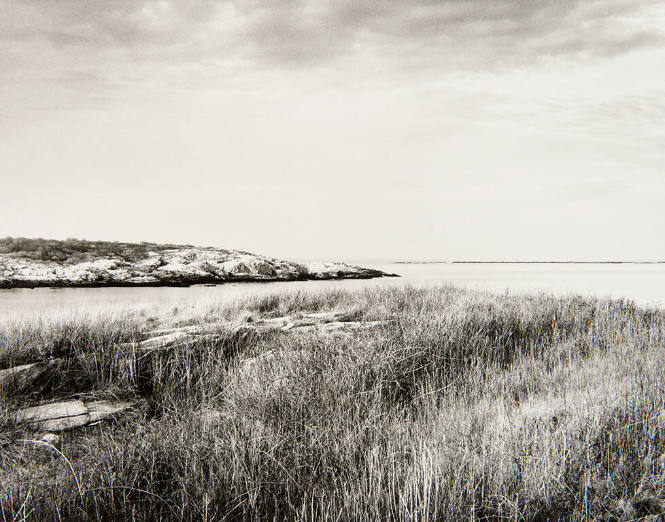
{"left": 1, "top": 286, "right": 664, "bottom": 520}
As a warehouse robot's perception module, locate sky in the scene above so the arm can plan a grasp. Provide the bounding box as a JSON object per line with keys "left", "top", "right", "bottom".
{"left": 1, "top": 0, "right": 664, "bottom": 261}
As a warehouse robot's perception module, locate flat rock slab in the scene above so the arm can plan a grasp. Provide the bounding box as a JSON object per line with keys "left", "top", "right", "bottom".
{"left": 129, "top": 313, "right": 389, "bottom": 352}
{"left": 301, "top": 311, "right": 360, "bottom": 322}
{"left": 12, "top": 399, "right": 134, "bottom": 431}
{"left": 145, "top": 325, "right": 204, "bottom": 337}
{"left": 0, "top": 359, "right": 62, "bottom": 391}
{"left": 86, "top": 400, "right": 135, "bottom": 423}
{"left": 119, "top": 330, "right": 202, "bottom": 351}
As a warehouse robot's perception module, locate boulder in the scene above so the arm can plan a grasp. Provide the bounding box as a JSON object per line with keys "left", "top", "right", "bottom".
{"left": 0, "top": 359, "right": 62, "bottom": 392}
{"left": 40, "top": 432, "right": 61, "bottom": 445}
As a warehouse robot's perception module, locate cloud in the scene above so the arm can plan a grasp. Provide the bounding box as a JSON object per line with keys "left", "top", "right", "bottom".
{"left": 215, "top": 0, "right": 665, "bottom": 72}
{"left": 2, "top": 0, "right": 664, "bottom": 78}
{"left": 0, "top": 0, "right": 663, "bottom": 122}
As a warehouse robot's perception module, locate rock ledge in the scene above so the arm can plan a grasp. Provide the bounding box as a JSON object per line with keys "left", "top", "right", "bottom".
{"left": 0, "top": 247, "right": 398, "bottom": 288}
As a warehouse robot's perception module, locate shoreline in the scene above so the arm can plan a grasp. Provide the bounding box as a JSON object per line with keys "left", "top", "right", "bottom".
{"left": 0, "top": 271, "right": 400, "bottom": 290}
{"left": 0, "top": 242, "right": 400, "bottom": 290}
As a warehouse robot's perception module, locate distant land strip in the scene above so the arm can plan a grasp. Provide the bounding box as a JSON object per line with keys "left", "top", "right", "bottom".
{"left": 396, "top": 260, "right": 665, "bottom": 264}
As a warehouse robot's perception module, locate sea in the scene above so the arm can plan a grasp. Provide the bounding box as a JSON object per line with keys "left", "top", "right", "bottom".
{"left": 1, "top": 262, "right": 664, "bottom": 319}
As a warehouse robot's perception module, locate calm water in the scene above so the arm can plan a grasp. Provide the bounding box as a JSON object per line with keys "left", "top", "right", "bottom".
{"left": 1, "top": 263, "right": 664, "bottom": 318}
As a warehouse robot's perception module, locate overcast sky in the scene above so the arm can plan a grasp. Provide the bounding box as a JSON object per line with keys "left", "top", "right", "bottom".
{"left": 1, "top": 0, "right": 664, "bottom": 261}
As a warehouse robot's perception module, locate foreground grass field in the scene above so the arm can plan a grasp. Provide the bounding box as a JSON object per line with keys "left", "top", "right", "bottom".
{"left": 1, "top": 286, "right": 664, "bottom": 520}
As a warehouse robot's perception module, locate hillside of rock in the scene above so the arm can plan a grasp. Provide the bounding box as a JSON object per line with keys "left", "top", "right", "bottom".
{"left": 0, "top": 245, "right": 397, "bottom": 288}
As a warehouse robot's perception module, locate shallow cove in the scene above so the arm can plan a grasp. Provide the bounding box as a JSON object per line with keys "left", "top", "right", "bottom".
{"left": 1, "top": 262, "right": 664, "bottom": 318}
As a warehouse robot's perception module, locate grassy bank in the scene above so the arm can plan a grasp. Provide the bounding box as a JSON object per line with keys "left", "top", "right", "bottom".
{"left": 1, "top": 286, "right": 664, "bottom": 520}
{"left": 0, "top": 237, "right": 194, "bottom": 264}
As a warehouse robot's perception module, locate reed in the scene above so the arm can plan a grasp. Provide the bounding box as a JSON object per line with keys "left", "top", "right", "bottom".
{"left": 1, "top": 286, "right": 664, "bottom": 520}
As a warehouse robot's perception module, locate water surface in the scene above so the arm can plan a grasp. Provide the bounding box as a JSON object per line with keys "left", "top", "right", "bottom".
{"left": 1, "top": 262, "right": 664, "bottom": 319}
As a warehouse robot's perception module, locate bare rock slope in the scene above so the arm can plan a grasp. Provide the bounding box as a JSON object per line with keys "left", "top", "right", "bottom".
{"left": 0, "top": 247, "right": 397, "bottom": 288}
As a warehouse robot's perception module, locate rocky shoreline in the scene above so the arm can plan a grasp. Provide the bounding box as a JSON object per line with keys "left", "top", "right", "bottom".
{"left": 0, "top": 247, "right": 398, "bottom": 289}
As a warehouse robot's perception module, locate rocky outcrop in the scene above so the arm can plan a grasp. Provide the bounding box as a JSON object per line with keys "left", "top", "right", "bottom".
{"left": 306, "top": 261, "right": 395, "bottom": 280}
{"left": 0, "top": 247, "right": 397, "bottom": 288}
{"left": 117, "top": 311, "right": 389, "bottom": 354}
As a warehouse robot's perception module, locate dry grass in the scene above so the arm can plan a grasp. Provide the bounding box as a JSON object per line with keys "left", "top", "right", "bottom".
{"left": 1, "top": 285, "right": 664, "bottom": 520}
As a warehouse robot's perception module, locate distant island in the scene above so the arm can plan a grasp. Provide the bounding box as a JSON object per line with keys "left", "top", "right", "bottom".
{"left": 0, "top": 237, "right": 398, "bottom": 288}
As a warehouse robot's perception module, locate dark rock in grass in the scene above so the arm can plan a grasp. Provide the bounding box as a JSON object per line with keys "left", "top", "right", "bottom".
{"left": 632, "top": 497, "right": 663, "bottom": 517}
{"left": 0, "top": 359, "right": 62, "bottom": 392}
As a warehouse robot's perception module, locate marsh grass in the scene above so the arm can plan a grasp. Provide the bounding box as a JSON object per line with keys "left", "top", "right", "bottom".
{"left": 1, "top": 286, "right": 664, "bottom": 520}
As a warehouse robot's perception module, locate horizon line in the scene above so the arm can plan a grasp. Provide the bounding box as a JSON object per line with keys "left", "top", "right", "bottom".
{"left": 393, "top": 260, "right": 665, "bottom": 265}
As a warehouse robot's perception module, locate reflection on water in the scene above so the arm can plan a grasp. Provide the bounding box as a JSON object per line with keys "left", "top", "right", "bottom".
{"left": 1, "top": 263, "right": 664, "bottom": 318}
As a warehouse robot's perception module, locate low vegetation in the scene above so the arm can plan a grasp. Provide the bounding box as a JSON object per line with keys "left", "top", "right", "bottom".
{"left": 0, "top": 237, "right": 194, "bottom": 264}
{"left": 1, "top": 286, "right": 664, "bottom": 520}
